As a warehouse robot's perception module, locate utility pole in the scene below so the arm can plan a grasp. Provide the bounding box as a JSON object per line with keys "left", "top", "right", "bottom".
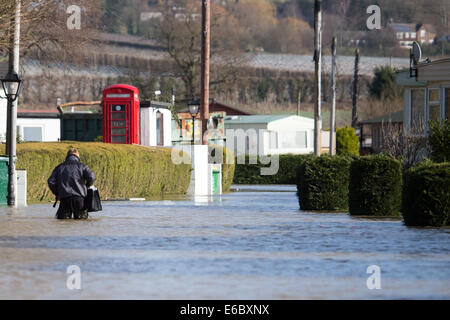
{"left": 329, "top": 36, "right": 337, "bottom": 156}
{"left": 352, "top": 48, "right": 360, "bottom": 129}
{"left": 200, "top": 0, "right": 210, "bottom": 145}
{"left": 6, "top": 0, "right": 21, "bottom": 207}
{"left": 297, "top": 90, "right": 301, "bottom": 116}
{"left": 313, "top": 0, "right": 322, "bottom": 156}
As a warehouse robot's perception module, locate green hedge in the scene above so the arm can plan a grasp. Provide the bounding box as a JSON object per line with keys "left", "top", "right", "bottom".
{"left": 336, "top": 127, "right": 360, "bottom": 156}
{"left": 297, "top": 155, "right": 352, "bottom": 211}
{"left": 233, "top": 154, "right": 314, "bottom": 184}
{"left": 402, "top": 161, "right": 450, "bottom": 227}
{"left": 428, "top": 119, "right": 450, "bottom": 163}
{"left": 1, "top": 142, "right": 192, "bottom": 202}
{"left": 349, "top": 155, "right": 402, "bottom": 216}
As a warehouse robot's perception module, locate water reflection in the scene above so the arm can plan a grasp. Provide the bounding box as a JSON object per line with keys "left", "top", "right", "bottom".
{"left": 0, "top": 185, "right": 449, "bottom": 299}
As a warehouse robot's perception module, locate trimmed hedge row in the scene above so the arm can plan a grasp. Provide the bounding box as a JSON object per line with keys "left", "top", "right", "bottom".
{"left": 297, "top": 155, "right": 352, "bottom": 211}
{"left": 1, "top": 142, "right": 192, "bottom": 202}
{"left": 402, "top": 161, "right": 450, "bottom": 227}
{"left": 233, "top": 154, "right": 315, "bottom": 184}
{"left": 349, "top": 155, "right": 402, "bottom": 216}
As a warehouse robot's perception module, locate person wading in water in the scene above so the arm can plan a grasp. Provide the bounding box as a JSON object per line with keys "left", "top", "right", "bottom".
{"left": 48, "top": 148, "right": 96, "bottom": 219}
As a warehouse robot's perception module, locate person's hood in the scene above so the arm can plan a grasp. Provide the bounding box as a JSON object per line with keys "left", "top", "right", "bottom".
{"left": 66, "top": 154, "right": 80, "bottom": 162}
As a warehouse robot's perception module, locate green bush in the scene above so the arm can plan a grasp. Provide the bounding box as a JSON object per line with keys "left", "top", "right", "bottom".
{"left": 233, "top": 154, "right": 314, "bottom": 184}
{"left": 297, "top": 155, "right": 352, "bottom": 211}
{"left": 428, "top": 119, "right": 450, "bottom": 163}
{"left": 1, "top": 142, "right": 192, "bottom": 203}
{"left": 368, "top": 65, "right": 403, "bottom": 100}
{"left": 336, "top": 127, "right": 360, "bottom": 156}
{"left": 349, "top": 155, "right": 402, "bottom": 216}
{"left": 402, "top": 161, "right": 450, "bottom": 227}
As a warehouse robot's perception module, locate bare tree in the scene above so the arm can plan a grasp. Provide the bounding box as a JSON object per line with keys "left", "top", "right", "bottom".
{"left": 381, "top": 117, "right": 428, "bottom": 169}
{"left": 151, "top": 0, "right": 246, "bottom": 100}
{"left": 0, "top": 0, "right": 102, "bottom": 64}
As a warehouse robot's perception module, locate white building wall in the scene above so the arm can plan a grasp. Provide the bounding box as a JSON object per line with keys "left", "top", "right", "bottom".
{"left": 140, "top": 107, "right": 172, "bottom": 147}
{"left": 16, "top": 118, "right": 61, "bottom": 142}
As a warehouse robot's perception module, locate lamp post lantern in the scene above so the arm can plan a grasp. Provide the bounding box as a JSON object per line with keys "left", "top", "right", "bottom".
{"left": 188, "top": 99, "right": 200, "bottom": 145}
{"left": 1, "top": 71, "right": 22, "bottom": 103}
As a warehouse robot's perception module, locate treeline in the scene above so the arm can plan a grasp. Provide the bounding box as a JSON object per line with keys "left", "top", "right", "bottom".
{"left": 100, "top": 0, "right": 450, "bottom": 55}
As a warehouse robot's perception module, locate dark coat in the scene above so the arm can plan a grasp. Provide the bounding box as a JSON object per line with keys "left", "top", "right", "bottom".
{"left": 48, "top": 155, "right": 96, "bottom": 199}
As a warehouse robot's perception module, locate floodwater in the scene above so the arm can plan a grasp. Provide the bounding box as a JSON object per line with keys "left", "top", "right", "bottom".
{"left": 0, "top": 185, "right": 449, "bottom": 300}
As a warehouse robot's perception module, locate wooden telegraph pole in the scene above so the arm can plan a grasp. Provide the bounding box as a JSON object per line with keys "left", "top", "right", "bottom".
{"left": 329, "top": 36, "right": 337, "bottom": 156}
{"left": 313, "top": 0, "right": 322, "bottom": 156}
{"left": 352, "top": 48, "right": 360, "bottom": 129}
{"left": 200, "top": 0, "right": 210, "bottom": 145}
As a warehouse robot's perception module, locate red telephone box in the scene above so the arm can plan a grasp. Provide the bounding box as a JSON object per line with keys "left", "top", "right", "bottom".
{"left": 102, "top": 84, "right": 140, "bottom": 144}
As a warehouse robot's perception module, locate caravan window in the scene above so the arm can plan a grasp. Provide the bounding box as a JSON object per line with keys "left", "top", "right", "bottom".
{"left": 411, "top": 89, "right": 425, "bottom": 134}
{"left": 23, "top": 127, "right": 43, "bottom": 142}
{"left": 428, "top": 88, "right": 441, "bottom": 124}
{"left": 446, "top": 88, "right": 450, "bottom": 120}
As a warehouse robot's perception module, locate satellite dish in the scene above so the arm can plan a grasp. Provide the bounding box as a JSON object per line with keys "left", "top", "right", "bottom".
{"left": 411, "top": 41, "right": 422, "bottom": 65}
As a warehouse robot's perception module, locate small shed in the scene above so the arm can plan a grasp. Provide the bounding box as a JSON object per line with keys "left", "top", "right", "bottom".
{"left": 173, "top": 111, "right": 225, "bottom": 146}
{"left": 173, "top": 99, "right": 250, "bottom": 146}
{"left": 359, "top": 110, "right": 404, "bottom": 154}
{"left": 58, "top": 101, "right": 103, "bottom": 142}
{"left": 224, "top": 115, "right": 316, "bottom": 155}
{"left": 140, "top": 101, "right": 172, "bottom": 147}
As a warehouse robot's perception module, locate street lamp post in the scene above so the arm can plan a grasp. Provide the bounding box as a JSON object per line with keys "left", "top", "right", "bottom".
{"left": 1, "top": 70, "right": 23, "bottom": 207}
{"left": 188, "top": 100, "right": 200, "bottom": 145}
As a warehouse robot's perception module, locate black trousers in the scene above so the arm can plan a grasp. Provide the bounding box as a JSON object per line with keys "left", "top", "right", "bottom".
{"left": 56, "top": 196, "right": 88, "bottom": 220}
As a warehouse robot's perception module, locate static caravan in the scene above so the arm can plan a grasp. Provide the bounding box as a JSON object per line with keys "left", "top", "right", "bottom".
{"left": 1, "top": 102, "right": 60, "bottom": 142}
{"left": 224, "top": 115, "right": 317, "bottom": 156}
{"left": 17, "top": 110, "right": 60, "bottom": 142}
{"left": 396, "top": 58, "right": 450, "bottom": 136}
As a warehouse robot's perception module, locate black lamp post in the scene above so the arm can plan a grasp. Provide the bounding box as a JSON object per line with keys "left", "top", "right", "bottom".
{"left": 1, "top": 70, "right": 23, "bottom": 207}
{"left": 1, "top": 71, "right": 22, "bottom": 102}
{"left": 188, "top": 99, "right": 200, "bottom": 145}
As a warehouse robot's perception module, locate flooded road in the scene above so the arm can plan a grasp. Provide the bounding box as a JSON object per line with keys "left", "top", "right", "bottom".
{"left": 0, "top": 185, "right": 449, "bottom": 299}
